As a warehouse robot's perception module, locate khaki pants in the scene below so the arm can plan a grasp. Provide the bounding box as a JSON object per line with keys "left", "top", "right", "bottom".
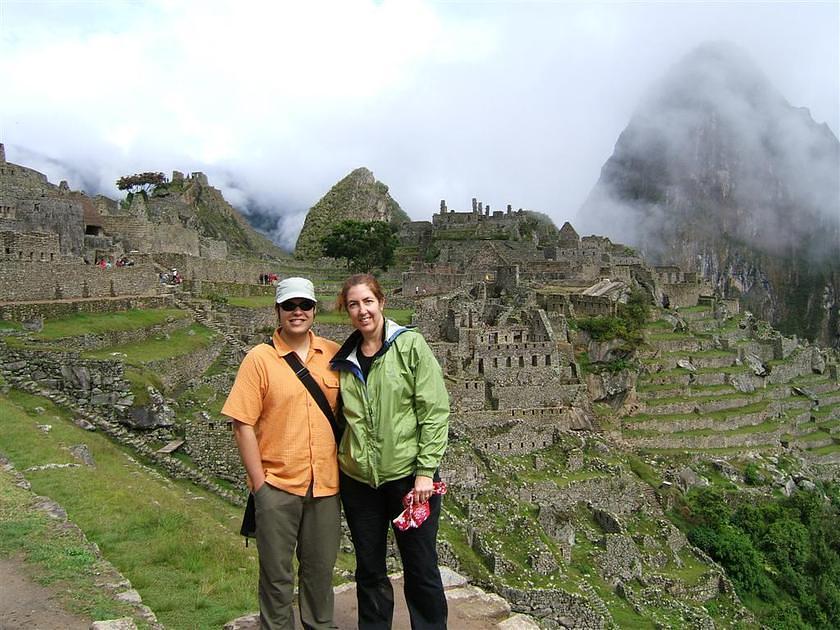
{"left": 255, "top": 483, "right": 340, "bottom": 630}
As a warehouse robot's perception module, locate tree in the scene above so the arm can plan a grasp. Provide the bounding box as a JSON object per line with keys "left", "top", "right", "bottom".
{"left": 116, "top": 172, "right": 167, "bottom": 195}
{"left": 321, "top": 220, "right": 399, "bottom": 272}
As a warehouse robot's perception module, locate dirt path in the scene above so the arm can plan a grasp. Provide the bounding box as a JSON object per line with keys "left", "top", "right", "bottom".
{"left": 0, "top": 556, "right": 90, "bottom": 630}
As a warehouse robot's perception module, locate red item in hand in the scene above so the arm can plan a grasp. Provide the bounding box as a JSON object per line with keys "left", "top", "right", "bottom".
{"left": 392, "top": 481, "right": 447, "bottom": 531}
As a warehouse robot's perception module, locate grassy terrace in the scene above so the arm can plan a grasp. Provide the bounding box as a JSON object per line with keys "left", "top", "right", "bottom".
{"left": 627, "top": 419, "right": 781, "bottom": 439}
{"left": 627, "top": 400, "right": 771, "bottom": 424}
{"left": 0, "top": 467, "right": 142, "bottom": 625}
{"left": 637, "top": 383, "right": 734, "bottom": 394}
{"left": 225, "top": 296, "right": 415, "bottom": 325}
{"left": 643, "top": 389, "right": 769, "bottom": 407}
{"left": 808, "top": 443, "right": 840, "bottom": 456}
{"left": 784, "top": 429, "right": 834, "bottom": 443}
{"left": 0, "top": 320, "right": 22, "bottom": 332}
{"left": 0, "top": 388, "right": 271, "bottom": 628}
{"left": 33, "top": 309, "right": 189, "bottom": 340}
{"left": 644, "top": 331, "right": 698, "bottom": 341}
{"left": 83, "top": 324, "right": 216, "bottom": 362}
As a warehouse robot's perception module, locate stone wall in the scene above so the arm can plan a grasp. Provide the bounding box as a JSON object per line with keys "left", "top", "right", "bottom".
{"left": 101, "top": 216, "right": 201, "bottom": 256}
{"left": 199, "top": 238, "right": 228, "bottom": 260}
{"left": 184, "top": 414, "right": 244, "bottom": 484}
{"left": 185, "top": 279, "right": 275, "bottom": 299}
{"left": 496, "top": 586, "right": 603, "bottom": 629}
{"left": 662, "top": 282, "right": 707, "bottom": 309}
{"left": 0, "top": 344, "right": 133, "bottom": 419}
{"left": 0, "top": 295, "right": 173, "bottom": 323}
{"left": 524, "top": 476, "right": 647, "bottom": 516}
{"left": 447, "top": 378, "right": 486, "bottom": 412}
{"left": 0, "top": 260, "right": 160, "bottom": 302}
{"left": 145, "top": 337, "right": 225, "bottom": 391}
{"left": 1, "top": 230, "right": 61, "bottom": 261}
{"left": 27, "top": 316, "right": 193, "bottom": 352}
{"left": 402, "top": 270, "right": 488, "bottom": 296}
{"left": 0, "top": 161, "right": 86, "bottom": 255}
{"left": 153, "top": 253, "right": 281, "bottom": 284}
{"left": 634, "top": 429, "right": 782, "bottom": 450}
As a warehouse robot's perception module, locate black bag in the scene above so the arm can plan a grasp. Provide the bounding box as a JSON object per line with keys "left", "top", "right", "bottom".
{"left": 240, "top": 492, "right": 256, "bottom": 545}
{"left": 239, "top": 343, "right": 343, "bottom": 545}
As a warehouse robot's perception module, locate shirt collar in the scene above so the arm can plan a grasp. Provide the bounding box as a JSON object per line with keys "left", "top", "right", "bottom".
{"left": 271, "top": 328, "right": 325, "bottom": 356}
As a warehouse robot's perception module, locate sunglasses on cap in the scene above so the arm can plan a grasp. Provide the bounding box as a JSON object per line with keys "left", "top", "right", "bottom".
{"left": 279, "top": 299, "right": 316, "bottom": 312}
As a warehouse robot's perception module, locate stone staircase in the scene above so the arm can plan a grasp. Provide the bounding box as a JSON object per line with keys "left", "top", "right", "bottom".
{"left": 172, "top": 293, "right": 248, "bottom": 369}
{"left": 577, "top": 581, "right": 614, "bottom": 628}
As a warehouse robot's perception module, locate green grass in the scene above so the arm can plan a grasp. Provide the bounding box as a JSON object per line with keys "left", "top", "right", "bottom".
{"left": 223, "top": 298, "right": 416, "bottom": 327}
{"left": 83, "top": 324, "right": 216, "bottom": 363}
{"left": 628, "top": 456, "right": 660, "bottom": 486}
{"left": 123, "top": 367, "right": 164, "bottom": 406}
{"left": 809, "top": 443, "right": 840, "bottom": 456}
{"left": 0, "top": 320, "right": 22, "bottom": 332}
{"left": 0, "top": 388, "right": 286, "bottom": 628}
{"left": 34, "top": 309, "right": 189, "bottom": 340}
{"left": 226, "top": 295, "right": 275, "bottom": 308}
{"left": 0, "top": 467, "right": 143, "bottom": 625}
{"left": 628, "top": 400, "right": 771, "bottom": 425}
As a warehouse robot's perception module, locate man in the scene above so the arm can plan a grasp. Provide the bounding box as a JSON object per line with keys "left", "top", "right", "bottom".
{"left": 222, "top": 277, "right": 341, "bottom": 629}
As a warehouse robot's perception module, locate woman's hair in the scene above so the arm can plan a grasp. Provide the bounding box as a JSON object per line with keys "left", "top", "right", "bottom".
{"left": 336, "top": 273, "right": 385, "bottom": 312}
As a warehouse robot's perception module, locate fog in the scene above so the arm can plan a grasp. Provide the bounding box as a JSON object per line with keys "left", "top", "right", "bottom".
{"left": 577, "top": 41, "right": 839, "bottom": 260}
{"left": 1, "top": 1, "right": 837, "bottom": 249}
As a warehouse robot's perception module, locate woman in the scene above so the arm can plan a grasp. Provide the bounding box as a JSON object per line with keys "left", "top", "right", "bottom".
{"left": 331, "top": 273, "right": 450, "bottom": 630}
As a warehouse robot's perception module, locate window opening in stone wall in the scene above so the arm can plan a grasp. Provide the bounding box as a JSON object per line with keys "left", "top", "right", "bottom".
{"left": 545, "top": 355, "right": 551, "bottom": 366}
{"left": 478, "top": 358, "right": 484, "bottom": 373}
{"left": 532, "top": 355, "right": 538, "bottom": 366}
{"left": 506, "top": 357, "right": 511, "bottom": 367}
{"left": 519, "top": 356, "right": 524, "bottom": 367}
{"left": 493, "top": 358, "right": 498, "bottom": 368}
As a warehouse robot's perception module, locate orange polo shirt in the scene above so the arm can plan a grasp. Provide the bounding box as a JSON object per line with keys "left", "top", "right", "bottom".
{"left": 222, "top": 329, "right": 340, "bottom": 497}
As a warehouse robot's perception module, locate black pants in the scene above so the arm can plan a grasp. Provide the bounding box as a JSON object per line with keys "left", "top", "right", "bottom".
{"left": 340, "top": 471, "right": 448, "bottom": 630}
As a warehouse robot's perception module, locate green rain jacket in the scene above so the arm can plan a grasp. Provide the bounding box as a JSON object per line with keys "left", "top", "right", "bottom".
{"left": 330, "top": 319, "right": 449, "bottom": 488}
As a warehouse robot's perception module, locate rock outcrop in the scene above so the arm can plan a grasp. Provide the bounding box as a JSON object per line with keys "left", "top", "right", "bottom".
{"left": 294, "top": 167, "right": 409, "bottom": 260}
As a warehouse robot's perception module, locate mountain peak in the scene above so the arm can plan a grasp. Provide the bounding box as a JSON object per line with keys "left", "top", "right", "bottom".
{"left": 294, "top": 167, "right": 409, "bottom": 260}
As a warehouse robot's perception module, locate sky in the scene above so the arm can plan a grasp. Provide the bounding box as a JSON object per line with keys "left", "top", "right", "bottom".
{"left": 1, "top": 0, "right": 837, "bottom": 250}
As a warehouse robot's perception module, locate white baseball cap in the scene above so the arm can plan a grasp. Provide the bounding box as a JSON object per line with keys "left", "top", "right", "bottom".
{"left": 275, "top": 277, "right": 317, "bottom": 304}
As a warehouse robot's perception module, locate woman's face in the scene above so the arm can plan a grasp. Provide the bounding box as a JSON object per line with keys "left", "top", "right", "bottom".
{"left": 345, "top": 283, "right": 384, "bottom": 336}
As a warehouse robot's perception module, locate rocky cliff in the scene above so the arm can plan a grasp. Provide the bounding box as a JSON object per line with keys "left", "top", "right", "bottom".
{"left": 294, "top": 167, "right": 409, "bottom": 260}
{"left": 578, "top": 41, "right": 840, "bottom": 347}
{"left": 147, "top": 173, "right": 286, "bottom": 259}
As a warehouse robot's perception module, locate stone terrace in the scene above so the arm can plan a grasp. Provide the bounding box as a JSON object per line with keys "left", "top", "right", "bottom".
{"left": 623, "top": 305, "right": 840, "bottom": 460}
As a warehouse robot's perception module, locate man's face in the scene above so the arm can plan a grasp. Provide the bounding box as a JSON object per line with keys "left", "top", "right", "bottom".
{"left": 276, "top": 298, "right": 316, "bottom": 336}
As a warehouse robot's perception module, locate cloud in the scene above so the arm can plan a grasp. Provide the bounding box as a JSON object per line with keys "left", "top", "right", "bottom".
{"left": 0, "top": 1, "right": 836, "bottom": 250}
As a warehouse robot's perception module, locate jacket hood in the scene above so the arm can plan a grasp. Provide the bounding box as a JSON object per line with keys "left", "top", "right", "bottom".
{"left": 331, "top": 319, "right": 411, "bottom": 381}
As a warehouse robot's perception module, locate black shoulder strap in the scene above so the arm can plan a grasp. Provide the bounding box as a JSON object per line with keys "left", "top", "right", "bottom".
{"left": 266, "top": 340, "right": 342, "bottom": 443}
{"left": 282, "top": 352, "right": 343, "bottom": 443}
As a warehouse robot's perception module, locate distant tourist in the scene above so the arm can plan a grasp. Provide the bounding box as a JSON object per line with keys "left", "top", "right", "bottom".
{"left": 222, "top": 277, "right": 342, "bottom": 629}
{"left": 331, "top": 273, "right": 450, "bottom": 629}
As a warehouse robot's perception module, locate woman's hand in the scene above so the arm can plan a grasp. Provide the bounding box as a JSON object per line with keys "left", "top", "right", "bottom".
{"left": 414, "top": 475, "right": 434, "bottom": 503}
